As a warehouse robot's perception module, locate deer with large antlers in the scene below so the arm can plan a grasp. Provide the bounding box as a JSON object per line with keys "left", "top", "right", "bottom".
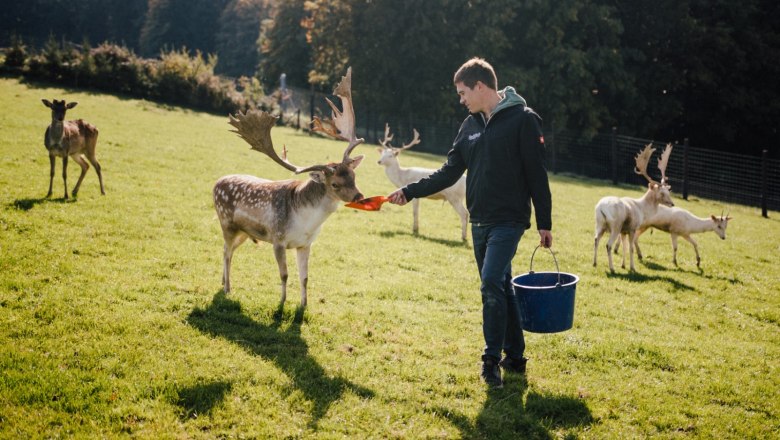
{"left": 377, "top": 124, "right": 468, "bottom": 241}
{"left": 593, "top": 143, "right": 674, "bottom": 271}
{"left": 213, "top": 68, "right": 364, "bottom": 306}
{"left": 41, "top": 99, "right": 105, "bottom": 199}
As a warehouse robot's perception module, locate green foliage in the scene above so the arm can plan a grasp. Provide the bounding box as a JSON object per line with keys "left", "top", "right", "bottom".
{"left": 3, "top": 34, "right": 27, "bottom": 69}
{"left": 258, "top": 0, "right": 311, "bottom": 88}
{"left": 1, "top": 79, "right": 778, "bottom": 438}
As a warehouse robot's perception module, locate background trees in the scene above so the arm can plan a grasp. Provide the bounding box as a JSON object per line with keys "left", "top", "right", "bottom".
{"left": 2, "top": 0, "right": 778, "bottom": 156}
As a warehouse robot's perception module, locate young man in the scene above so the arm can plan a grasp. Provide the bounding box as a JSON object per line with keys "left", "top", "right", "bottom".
{"left": 387, "top": 58, "right": 553, "bottom": 388}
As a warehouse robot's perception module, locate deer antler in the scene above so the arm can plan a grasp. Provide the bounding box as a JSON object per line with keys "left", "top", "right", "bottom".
{"left": 311, "top": 67, "right": 365, "bottom": 161}
{"left": 380, "top": 123, "right": 394, "bottom": 147}
{"left": 381, "top": 123, "right": 420, "bottom": 152}
{"left": 398, "top": 128, "right": 421, "bottom": 151}
{"left": 634, "top": 143, "right": 659, "bottom": 185}
{"left": 657, "top": 143, "right": 672, "bottom": 185}
{"left": 229, "top": 110, "right": 331, "bottom": 174}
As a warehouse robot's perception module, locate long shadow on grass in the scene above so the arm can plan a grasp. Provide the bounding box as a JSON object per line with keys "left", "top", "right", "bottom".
{"left": 605, "top": 270, "right": 696, "bottom": 292}
{"left": 186, "top": 292, "right": 374, "bottom": 429}
{"left": 433, "top": 375, "right": 594, "bottom": 438}
{"left": 10, "top": 197, "right": 74, "bottom": 211}
{"left": 378, "top": 230, "right": 470, "bottom": 248}
{"left": 176, "top": 380, "right": 233, "bottom": 420}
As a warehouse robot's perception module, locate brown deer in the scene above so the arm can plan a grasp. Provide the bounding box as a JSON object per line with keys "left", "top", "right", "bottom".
{"left": 214, "top": 68, "right": 364, "bottom": 306}
{"left": 42, "top": 99, "right": 105, "bottom": 199}
{"left": 593, "top": 144, "right": 674, "bottom": 271}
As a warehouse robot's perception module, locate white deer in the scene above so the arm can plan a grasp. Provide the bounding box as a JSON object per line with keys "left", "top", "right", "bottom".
{"left": 377, "top": 123, "right": 468, "bottom": 241}
{"left": 213, "top": 68, "right": 364, "bottom": 306}
{"left": 42, "top": 99, "right": 105, "bottom": 199}
{"left": 614, "top": 207, "right": 732, "bottom": 268}
{"left": 593, "top": 144, "right": 674, "bottom": 271}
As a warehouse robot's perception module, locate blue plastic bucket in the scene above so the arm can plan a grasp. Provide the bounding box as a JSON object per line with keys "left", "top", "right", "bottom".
{"left": 512, "top": 246, "right": 579, "bottom": 333}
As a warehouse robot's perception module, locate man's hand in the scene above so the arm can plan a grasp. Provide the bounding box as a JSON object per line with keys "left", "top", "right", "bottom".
{"left": 387, "top": 189, "right": 408, "bottom": 206}
{"left": 539, "top": 230, "right": 553, "bottom": 248}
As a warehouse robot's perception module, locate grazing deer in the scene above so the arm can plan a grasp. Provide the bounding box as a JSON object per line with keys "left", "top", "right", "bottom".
{"left": 614, "top": 207, "right": 732, "bottom": 268}
{"left": 593, "top": 144, "right": 674, "bottom": 271}
{"left": 377, "top": 123, "right": 468, "bottom": 241}
{"left": 42, "top": 99, "right": 105, "bottom": 199}
{"left": 214, "top": 68, "right": 364, "bottom": 306}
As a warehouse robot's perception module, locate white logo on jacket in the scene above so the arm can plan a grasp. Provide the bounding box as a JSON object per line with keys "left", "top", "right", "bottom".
{"left": 468, "top": 132, "right": 481, "bottom": 141}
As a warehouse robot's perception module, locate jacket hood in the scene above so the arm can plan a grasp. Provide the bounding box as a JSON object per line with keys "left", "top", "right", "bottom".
{"left": 492, "top": 86, "right": 527, "bottom": 115}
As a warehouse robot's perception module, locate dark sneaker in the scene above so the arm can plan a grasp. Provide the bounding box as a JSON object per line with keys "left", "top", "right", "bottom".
{"left": 499, "top": 356, "right": 528, "bottom": 374}
{"left": 481, "top": 357, "right": 503, "bottom": 388}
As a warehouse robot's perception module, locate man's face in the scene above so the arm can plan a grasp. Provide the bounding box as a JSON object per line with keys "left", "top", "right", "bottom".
{"left": 456, "top": 81, "right": 481, "bottom": 114}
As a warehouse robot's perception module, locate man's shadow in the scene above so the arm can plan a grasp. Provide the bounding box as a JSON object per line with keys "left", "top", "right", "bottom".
{"left": 186, "top": 292, "right": 374, "bottom": 428}
{"left": 434, "top": 375, "right": 594, "bottom": 439}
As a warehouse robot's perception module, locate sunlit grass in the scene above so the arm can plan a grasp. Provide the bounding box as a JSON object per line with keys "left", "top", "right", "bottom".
{"left": 1, "top": 76, "right": 778, "bottom": 439}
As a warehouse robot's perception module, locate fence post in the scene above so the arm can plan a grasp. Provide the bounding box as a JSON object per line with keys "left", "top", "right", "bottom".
{"left": 308, "top": 91, "right": 315, "bottom": 136}
{"left": 682, "top": 137, "right": 689, "bottom": 200}
{"left": 762, "top": 149, "right": 769, "bottom": 218}
{"left": 611, "top": 127, "right": 617, "bottom": 185}
{"left": 550, "top": 121, "right": 557, "bottom": 174}
{"left": 296, "top": 109, "right": 301, "bottom": 130}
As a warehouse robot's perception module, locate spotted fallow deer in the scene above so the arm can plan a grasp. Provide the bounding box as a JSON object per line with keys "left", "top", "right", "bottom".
{"left": 593, "top": 143, "right": 674, "bottom": 272}
{"left": 42, "top": 99, "right": 105, "bottom": 199}
{"left": 377, "top": 123, "right": 468, "bottom": 240}
{"left": 213, "top": 68, "right": 364, "bottom": 306}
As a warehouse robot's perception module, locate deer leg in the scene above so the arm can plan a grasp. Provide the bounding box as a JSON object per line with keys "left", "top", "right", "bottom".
{"left": 85, "top": 152, "right": 105, "bottom": 195}
{"left": 273, "top": 244, "right": 288, "bottom": 304}
{"left": 683, "top": 235, "right": 701, "bottom": 267}
{"left": 412, "top": 198, "right": 420, "bottom": 235}
{"left": 627, "top": 231, "right": 636, "bottom": 271}
{"left": 296, "top": 246, "right": 310, "bottom": 307}
{"left": 61, "top": 155, "right": 69, "bottom": 199}
{"left": 222, "top": 232, "right": 248, "bottom": 294}
{"left": 448, "top": 199, "right": 469, "bottom": 241}
{"left": 671, "top": 234, "right": 679, "bottom": 266}
{"left": 606, "top": 230, "right": 620, "bottom": 272}
{"left": 593, "top": 226, "right": 606, "bottom": 267}
{"left": 70, "top": 154, "right": 89, "bottom": 197}
{"left": 634, "top": 229, "right": 644, "bottom": 260}
{"left": 47, "top": 155, "right": 56, "bottom": 197}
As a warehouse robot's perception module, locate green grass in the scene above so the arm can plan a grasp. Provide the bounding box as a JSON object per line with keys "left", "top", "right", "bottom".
{"left": 1, "top": 76, "right": 778, "bottom": 439}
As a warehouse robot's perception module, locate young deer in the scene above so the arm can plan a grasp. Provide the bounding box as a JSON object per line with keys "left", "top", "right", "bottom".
{"left": 593, "top": 144, "right": 674, "bottom": 271}
{"left": 214, "top": 68, "right": 364, "bottom": 306}
{"left": 615, "top": 207, "right": 732, "bottom": 268}
{"left": 42, "top": 99, "right": 105, "bottom": 199}
{"left": 377, "top": 123, "right": 468, "bottom": 241}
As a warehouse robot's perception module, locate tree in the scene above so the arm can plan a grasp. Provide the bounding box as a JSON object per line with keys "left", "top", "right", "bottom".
{"left": 140, "top": 0, "right": 229, "bottom": 57}
{"left": 214, "top": 0, "right": 271, "bottom": 77}
{"left": 258, "top": 0, "right": 311, "bottom": 88}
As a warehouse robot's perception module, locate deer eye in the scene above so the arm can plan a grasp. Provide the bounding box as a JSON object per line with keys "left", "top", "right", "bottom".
{"left": 331, "top": 183, "right": 340, "bottom": 190}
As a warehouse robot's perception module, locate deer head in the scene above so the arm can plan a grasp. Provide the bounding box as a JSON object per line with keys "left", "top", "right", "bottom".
{"left": 634, "top": 143, "right": 674, "bottom": 207}
{"left": 377, "top": 123, "right": 421, "bottom": 166}
{"left": 42, "top": 99, "right": 77, "bottom": 122}
{"left": 711, "top": 210, "right": 732, "bottom": 240}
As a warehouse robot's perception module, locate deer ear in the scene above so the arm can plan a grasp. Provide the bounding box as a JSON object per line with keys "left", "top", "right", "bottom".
{"left": 711, "top": 215, "right": 718, "bottom": 221}
{"left": 376, "top": 147, "right": 383, "bottom": 153}
{"left": 348, "top": 155, "right": 364, "bottom": 169}
{"left": 66, "top": 102, "right": 78, "bottom": 109}
{"left": 309, "top": 170, "right": 326, "bottom": 183}
{"left": 42, "top": 99, "right": 52, "bottom": 108}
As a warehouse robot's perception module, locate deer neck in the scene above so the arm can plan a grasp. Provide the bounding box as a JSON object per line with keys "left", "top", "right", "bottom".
{"left": 382, "top": 156, "right": 407, "bottom": 187}
{"left": 47, "top": 119, "right": 65, "bottom": 147}
{"left": 688, "top": 216, "right": 714, "bottom": 234}
{"left": 295, "top": 179, "right": 339, "bottom": 212}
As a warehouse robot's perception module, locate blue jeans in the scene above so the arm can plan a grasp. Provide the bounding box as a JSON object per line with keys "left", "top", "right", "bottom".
{"left": 471, "top": 222, "right": 525, "bottom": 362}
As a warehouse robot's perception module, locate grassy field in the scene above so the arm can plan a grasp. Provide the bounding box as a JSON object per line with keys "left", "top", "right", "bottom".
{"left": 1, "top": 76, "right": 778, "bottom": 439}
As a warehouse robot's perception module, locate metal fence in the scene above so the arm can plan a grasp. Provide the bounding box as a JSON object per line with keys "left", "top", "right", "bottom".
{"left": 280, "top": 85, "right": 778, "bottom": 215}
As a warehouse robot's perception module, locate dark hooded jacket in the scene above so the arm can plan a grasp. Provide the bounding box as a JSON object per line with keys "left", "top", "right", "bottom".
{"left": 402, "top": 87, "right": 552, "bottom": 230}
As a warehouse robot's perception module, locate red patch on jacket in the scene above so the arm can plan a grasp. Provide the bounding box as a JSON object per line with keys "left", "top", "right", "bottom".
{"left": 539, "top": 136, "right": 545, "bottom": 144}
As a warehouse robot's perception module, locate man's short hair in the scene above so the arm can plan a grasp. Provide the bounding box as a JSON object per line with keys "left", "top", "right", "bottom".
{"left": 453, "top": 58, "right": 497, "bottom": 90}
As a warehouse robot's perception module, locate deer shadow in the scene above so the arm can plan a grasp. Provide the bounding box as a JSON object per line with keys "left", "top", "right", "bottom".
{"left": 186, "top": 292, "right": 374, "bottom": 429}
{"left": 174, "top": 380, "right": 233, "bottom": 420}
{"left": 10, "top": 196, "right": 74, "bottom": 211}
{"left": 433, "top": 374, "right": 594, "bottom": 439}
{"left": 605, "top": 270, "right": 695, "bottom": 292}
{"left": 377, "top": 230, "right": 470, "bottom": 249}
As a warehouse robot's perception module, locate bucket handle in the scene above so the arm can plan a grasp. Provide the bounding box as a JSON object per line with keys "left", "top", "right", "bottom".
{"left": 529, "top": 245, "right": 561, "bottom": 286}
